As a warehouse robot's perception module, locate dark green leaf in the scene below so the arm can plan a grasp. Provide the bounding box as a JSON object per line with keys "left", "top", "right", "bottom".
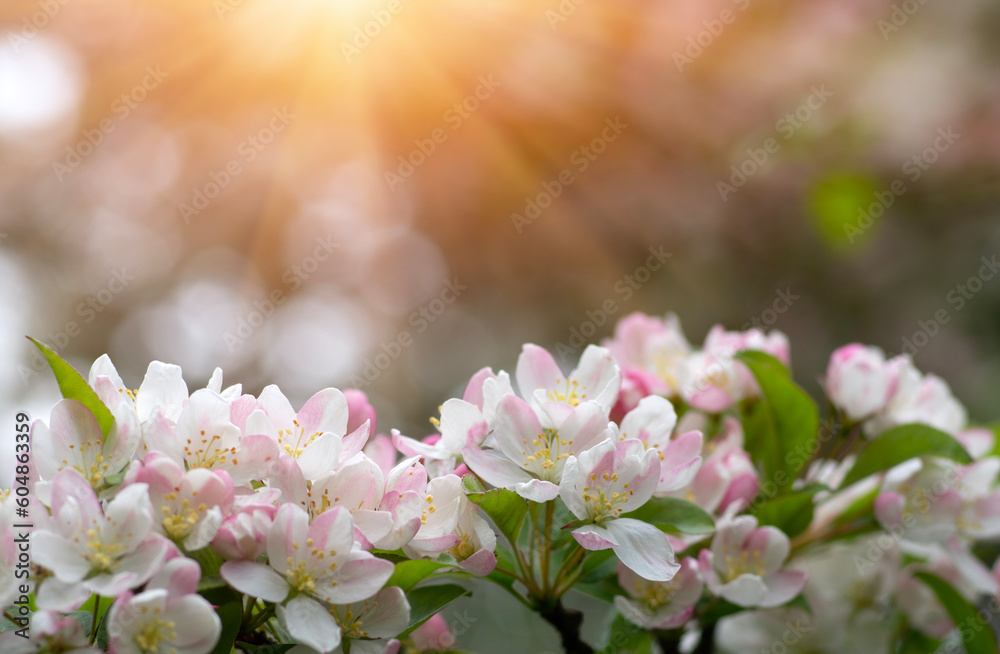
{"left": 210, "top": 600, "right": 243, "bottom": 654}
{"left": 386, "top": 560, "right": 448, "bottom": 592}
{"left": 401, "top": 584, "right": 471, "bottom": 636}
{"left": 463, "top": 484, "right": 528, "bottom": 547}
{"left": 29, "top": 337, "right": 116, "bottom": 439}
{"left": 196, "top": 575, "right": 227, "bottom": 593}
{"left": 235, "top": 643, "right": 296, "bottom": 654}
{"left": 752, "top": 493, "right": 815, "bottom": 539}
{"left": 580, "top": 549, "right": 617, "bottom": 583}
{"left": 621, "top": 497, "right": 715, "bottom": 536}
{"left": 65, "top": 610, "right": 93, "bottom": 635}
{"left": 599, "top": 612, "right": 654, "bottom": 654}
{"left": 841, "top": 424, "right": 972, "bottom": 488}
{"left": 736, "top": 351, "right": 820, "bottom": 491}
{"left": 914, "top": 572, "right": 997, "bottom": 654}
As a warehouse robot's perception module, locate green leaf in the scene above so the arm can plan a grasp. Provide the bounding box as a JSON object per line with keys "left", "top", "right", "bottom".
{"left": 736, "top": 351, "right": 820, "bottom": 491}
{"left": 235, "top": 644, "right": 296, "bottom": 654}
{"left": 914, "top": 572, "right": 997, "bottom": 654}
{"left": 196, "top": 575, "right": 227, "bottom": 593}
{"left": 580, "top": 549, "right": 617, "bottom": 583}
{"left": 462, "top": 482, "right": 528, "bottom": 547}
{"left": 840, "top": 424, "right": 972, "bottom": 488}
{"left": 621, "top": 497, "right": 715, "bottom": 536}
{"left": 65, "top": 610, "right": 93, "bottom": 635}
{"left": 599, "top": 612, "right": 653, "bottom": 654}
{"left": 401, "top": 584, "right": 470, "bottom": 636}
{"left": 386, "top": 560, "right": 448, "bottom": 592}
{"left": 752, "top": 493, "right": 816, "bottom": 539}
{"left": 28, "top": 337, "right": 116, "bottom": 439}
{"left": 210, "top": 600, "right": 243, "bottom": 654}
{"left": 0, "top": 615, "right": 21, "bottom": 632}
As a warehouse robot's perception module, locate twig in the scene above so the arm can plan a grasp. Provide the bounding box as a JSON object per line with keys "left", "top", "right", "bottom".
{"left": 540, "top": 600, "right": 594, "bottom": 654}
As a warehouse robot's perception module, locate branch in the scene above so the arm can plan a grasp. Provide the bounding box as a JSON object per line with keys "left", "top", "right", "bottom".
{"left": 540, "top": 600, "right": 594, "bottom": 654}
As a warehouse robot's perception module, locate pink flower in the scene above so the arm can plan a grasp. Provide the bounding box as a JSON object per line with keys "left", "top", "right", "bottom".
{"left": 409, "top": 613, "right": 455, "bottom": 651}
{"left": 246, "top": 385, "right": 366, "bottom": 481}
{"left": 124, "top": 452, "right": 235, "bottom": 551}
{"left": 462, "top": 394, "right": 610, "bottom": 502}
{"left": 32, "top": 470, "right": 170, "bottom": 610}
{"left": 516, "top": 344, "right": 622, "bottom": 414}
{"left": 678, "top": 418, "right": 758, "bottom": 515}
{"left": 613, "top": 558, "right": 702, "bottom": 629}
{"left": 867, "top": 357, "right": 967, "bottom": 436}
{"left": 220, "top": 504, "right": 394, "bottom": 651}
{"left": 393, "top": 399, "right": 489, "bottom": 476}
{"left": 363, "top": 434, "right": 398, "bottom": 477}
{"left": 345, "top": 389, "right": 378, "bottom": 437}
{"left": 602, "top": 312, "right": 690, "bottom": 398}
{"left": 824, "top": 344, "right": 890, "bottom": 422}
{"left": 0, "top": 610, "right": 100, "bottom": 654}
{"left": 559, "top": 438, "right": 679, "bottom": 581}
{"left": 875, "top": 457, "right": 1000, "bottom": 542}
{"left": 31, "top": 399, "right": 138, "bottom": 500}
{"left": 107, "top": 558, "right": 222, "bottom": 654}
{"left": 143, "top": 389, "right": 278, "bottom": 486}
{"left": 699, "top": 513, "right": 806, "bottom": 608}
{"left": 614, "top": 395, "right": 703, "bottom": 494}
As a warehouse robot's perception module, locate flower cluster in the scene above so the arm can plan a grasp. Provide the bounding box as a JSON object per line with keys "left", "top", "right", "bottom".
{"left": 3, "top": 311, "right": 999, "bottom": 654}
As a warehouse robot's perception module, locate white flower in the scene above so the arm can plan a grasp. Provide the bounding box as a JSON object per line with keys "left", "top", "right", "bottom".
{"left": 32, "top": 470, "right": 169, "bottom": 610}
{"left": 107, "top": 558, "right": 222, "bottom": 654}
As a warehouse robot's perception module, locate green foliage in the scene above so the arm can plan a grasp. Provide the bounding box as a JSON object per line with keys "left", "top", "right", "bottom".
{"left": 620, "top": 497, "right": 715, "bottom": 536}
{"left": 840, "top": 424, "right": 972, "bottom": 487}
{"left": 462, "top": 476, "right": 528, "bottom": 547}
{"left": 387, "top": 560, "right": 449, "bottom": 592}
{"left": 209, "top": 600, "right": 243, "bottom": 654}
{"left": 752, "top": 492, "right": 816, "bottom": 539}
{"left": 736, "top": 351, "right": 819, "bottom": 491}
{"left": 599, "top": 612, "right": 654, "bottom": 654}
{"left": 29, "top": 337, "right": 116, "bottom": 439}
{"left": 401, "top": 584, "right": 471, "bottom": 636}
{"left": 914, "top": 572, "right": 997, "bottom": 654}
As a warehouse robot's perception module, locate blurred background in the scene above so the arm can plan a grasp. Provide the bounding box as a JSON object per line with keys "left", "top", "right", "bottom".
{"left": 2, "top": 0, "right": 1000, "bottom": 493}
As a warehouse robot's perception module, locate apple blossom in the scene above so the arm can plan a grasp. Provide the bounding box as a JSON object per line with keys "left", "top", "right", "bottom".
{"left": 613, "top": 558, "right": 702, "bottom": 629}
{"left": 392, "top": 398, "right": 488, "bottom": 476}
{"left": 247, "top": 385, "right": 368, "bottom": 480}
{"left": 32, "top": 470, "right": 170, "bottom": 610}
{"left": 462, "top": 394, "right": 610, "bottom": 502}
{"left": 559, "top": 438, "right": 679, "bottom": 581}
{"left": 602, "top": 311, "right": 691, "bottom": 400}
{"left": 124, "top": 452, "right": 234, "bottom": 551}
{"left": 408, "top": 613, "right": 455, "bottom": 651}
{"left": 614, "top": 395, "right": 703, "bottom": 494}
{"left": 220, "top": 504, "right": 394, "bottom": 651}
{"left": 874, "top": 457, "right": 1000, "bottom": 542}
{"left": 699, "top": 513, "right": 806, "bottom": 607}
{"left": 824, "top": 343, "right": 890, "bottom": 422}
{"left": 675, "top": 417, "right": 758, "bottom": 515}
{"left": 143, "top": 388, "right": 278, "bottom": 486}
{"left": 515, "top": 344, "right": 621, "bottom": 414}
{"left": 0, "top": 610, "right": 101, "bottom": 654}
{"left": 106, "top": 558, "right": 222, "bottom": 654}
{"left": 31, "top": 399, "right": 137, "bottom": 500}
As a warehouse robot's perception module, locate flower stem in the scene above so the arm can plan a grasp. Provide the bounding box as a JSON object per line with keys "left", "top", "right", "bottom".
{"left": 89, "top": 595, "right": 101, "bottom": 644}
{"left": 541, "top": 500, "right": 554, "bottom": 593}
{"left": 246, "top": 604, "right": 276, "bottom": 632}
